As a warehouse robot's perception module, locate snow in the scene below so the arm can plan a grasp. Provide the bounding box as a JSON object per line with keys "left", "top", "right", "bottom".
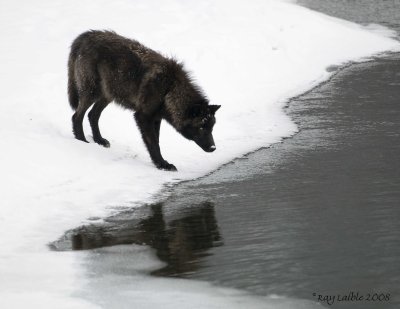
{"left": 0, "top": 0, "right": 399, "bottom": 308}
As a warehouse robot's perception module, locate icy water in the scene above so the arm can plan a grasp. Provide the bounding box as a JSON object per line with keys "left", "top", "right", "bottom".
{"left": 298, "top": 0, "right": 400, "bottom": 36}
{"left": 52, "top": 2, "right": 400, "bottom": 308}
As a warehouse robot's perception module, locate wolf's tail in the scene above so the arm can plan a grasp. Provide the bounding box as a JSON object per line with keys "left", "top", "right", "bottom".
{"left": 68, "top": 57, "right": 79, "bottom": 110}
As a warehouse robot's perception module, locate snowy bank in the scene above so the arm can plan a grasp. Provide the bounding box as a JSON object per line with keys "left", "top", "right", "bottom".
{"left": 0, "top": 0, "right": 399, "bottom": 308}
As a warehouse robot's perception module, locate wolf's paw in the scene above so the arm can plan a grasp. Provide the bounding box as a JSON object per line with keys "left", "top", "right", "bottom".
{"left": 157, "top": 161, "right": 177, "bottom": 171}
{"left": 94, "top": 137, "right": 110, "bottom": 148}
{"left": 75, "top": 136, "right": 89, "bottom": 143}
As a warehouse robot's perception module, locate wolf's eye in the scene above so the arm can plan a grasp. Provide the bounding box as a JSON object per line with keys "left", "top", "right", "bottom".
{"left": 199, "top": 127, "right": 204, "bottom": 131}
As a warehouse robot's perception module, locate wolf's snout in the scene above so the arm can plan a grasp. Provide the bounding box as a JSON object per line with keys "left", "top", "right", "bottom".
{"left": 206, "top": 145, "right": 216, "bottom": 152}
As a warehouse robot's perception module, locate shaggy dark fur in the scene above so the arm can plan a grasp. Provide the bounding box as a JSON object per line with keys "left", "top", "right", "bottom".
{"left": 68, "top": 30, "right": 220, "bottom": 171}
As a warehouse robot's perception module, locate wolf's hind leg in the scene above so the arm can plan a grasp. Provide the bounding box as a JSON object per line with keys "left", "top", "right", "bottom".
{"left": 88, "top": 99, "right": 111, "bottom": 147}
{"left": 72, "top": 95, "right": 93, "bottom": 143}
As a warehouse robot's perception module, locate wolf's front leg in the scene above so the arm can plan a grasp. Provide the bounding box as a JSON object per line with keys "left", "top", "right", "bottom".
{"left": 134, "top": 112, "right": 177, "bottom": 171}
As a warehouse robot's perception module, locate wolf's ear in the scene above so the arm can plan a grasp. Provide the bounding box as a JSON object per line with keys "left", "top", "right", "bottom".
{"left": 209, "top": 105, "right": 221, "bottom": 114}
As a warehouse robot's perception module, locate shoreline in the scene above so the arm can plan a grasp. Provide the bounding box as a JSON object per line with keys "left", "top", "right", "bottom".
{"left": 144, "top": 49, "right": 399, "bottom": 206}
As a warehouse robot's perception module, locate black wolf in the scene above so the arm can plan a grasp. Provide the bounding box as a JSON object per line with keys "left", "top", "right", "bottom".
{"left": 68, "top": 30, "right": 220, "bottom": 171}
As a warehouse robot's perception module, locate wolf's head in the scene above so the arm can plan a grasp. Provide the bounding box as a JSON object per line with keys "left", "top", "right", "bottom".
{"left": 181, "top": 103, "right": 221, "bottom": 152}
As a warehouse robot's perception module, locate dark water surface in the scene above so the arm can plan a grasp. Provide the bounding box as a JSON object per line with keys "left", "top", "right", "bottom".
{"left": 53, "top": 2, "right": 400, "bottom": 308}
{"left": 298, "top": 0, "right": 400, "bottom": 36}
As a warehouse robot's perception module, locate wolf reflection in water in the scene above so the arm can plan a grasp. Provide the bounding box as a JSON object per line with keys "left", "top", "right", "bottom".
{"left": 56, "top": 202, "right": 222, "bottom": 277}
